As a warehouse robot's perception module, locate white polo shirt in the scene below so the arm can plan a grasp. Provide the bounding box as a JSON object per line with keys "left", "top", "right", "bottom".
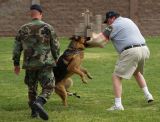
{"left": 103, "top": 17, "right": 146, "bottom": 53}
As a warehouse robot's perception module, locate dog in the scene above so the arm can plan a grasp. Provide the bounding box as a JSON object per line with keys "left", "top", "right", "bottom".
{"left": 53, "top": 35, "right": 92, "bottom": 106}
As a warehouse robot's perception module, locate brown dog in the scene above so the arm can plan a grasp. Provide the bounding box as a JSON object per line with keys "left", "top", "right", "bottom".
{"left": 53, "top": 35, "right": 92, "bottom": 106}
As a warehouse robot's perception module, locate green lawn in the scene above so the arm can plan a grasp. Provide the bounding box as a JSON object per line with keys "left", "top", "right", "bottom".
{"left": 0, "top": 37, "right": 160, "bottom": 122}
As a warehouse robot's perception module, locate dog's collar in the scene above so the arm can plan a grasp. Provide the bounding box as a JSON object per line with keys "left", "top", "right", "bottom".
{"left": 63, "top": 48, "right": 83, "bottom": 56}
{"left": 68, "top": 48, "right": 84, "bottom": 51}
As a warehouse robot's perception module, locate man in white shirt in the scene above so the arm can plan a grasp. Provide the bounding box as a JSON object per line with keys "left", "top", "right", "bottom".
{"left": 87, "top": 11, "right": 154, "bottom": 110}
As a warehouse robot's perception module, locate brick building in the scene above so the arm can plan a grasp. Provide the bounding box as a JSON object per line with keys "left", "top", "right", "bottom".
{"left": 0, "top": 0, "right": 160, "bottom": 37}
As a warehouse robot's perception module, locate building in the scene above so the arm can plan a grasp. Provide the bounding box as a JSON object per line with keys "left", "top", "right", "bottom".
{"left": 0, "top": 0, "right": 160, "bottom": 37}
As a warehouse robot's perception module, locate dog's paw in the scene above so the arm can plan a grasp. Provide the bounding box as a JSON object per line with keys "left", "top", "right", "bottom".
{"left": 82, "top": 79, "right": 88, "bottom": 84}
{"left": 83, "top": 81, "right": 88, "bottom": 84}
{"left": 82, "top": 77, "right": 88, "bottom": 84}
{"left": 88, "top": 75, "right": 93, "bottom": 79}
{"left": 86, "top": 73, "right": 93, "bottom": 79}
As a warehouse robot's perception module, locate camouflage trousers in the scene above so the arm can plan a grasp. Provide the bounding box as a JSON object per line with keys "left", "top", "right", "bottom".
{"left": 24, "top": 68, "right": 55, "bottom": 106}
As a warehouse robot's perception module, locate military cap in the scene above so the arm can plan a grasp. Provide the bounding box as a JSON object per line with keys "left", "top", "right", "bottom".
{"left": 30, "top": 4, "right": 42, "bottom": 13}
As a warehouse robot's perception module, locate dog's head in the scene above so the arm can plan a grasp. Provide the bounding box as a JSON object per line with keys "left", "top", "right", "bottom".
{"left": 68, "top": 35, "right": 90, "bottom": 50}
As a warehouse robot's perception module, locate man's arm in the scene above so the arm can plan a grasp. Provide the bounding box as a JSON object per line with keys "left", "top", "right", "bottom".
{"left": 12, "top": 30, "right": 23, "bottom": 75}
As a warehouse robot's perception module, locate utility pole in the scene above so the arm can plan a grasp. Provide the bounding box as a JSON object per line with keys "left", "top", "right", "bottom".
{"left": 82, "top": 9, "right": 92, "bottom": 37}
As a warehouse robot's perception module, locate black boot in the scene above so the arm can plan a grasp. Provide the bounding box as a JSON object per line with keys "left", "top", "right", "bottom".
{"left": 33, "top": 97, "right": 49, "bottom": 120}
{"left": 29, "top": 102, "right": 38, "bottom": 118}
{"left": 31, "top": 106, "right": 38, "bottom": 118}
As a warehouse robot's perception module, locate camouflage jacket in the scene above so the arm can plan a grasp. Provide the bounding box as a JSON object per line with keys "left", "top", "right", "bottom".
{"left": 12, "top": 19, "right": 60, "bottom": 69}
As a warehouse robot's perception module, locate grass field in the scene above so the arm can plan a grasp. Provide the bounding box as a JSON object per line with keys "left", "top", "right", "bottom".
{"left": 0, "top": 37, "right": 160, "bottom": 122}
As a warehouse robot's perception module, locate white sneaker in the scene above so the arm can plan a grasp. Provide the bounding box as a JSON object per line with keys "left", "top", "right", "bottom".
{"left": 145, "top": 94, "right": 154, "bottom": 103}
{"left": 107, "top": 105, "right": 124, "bottom": 111}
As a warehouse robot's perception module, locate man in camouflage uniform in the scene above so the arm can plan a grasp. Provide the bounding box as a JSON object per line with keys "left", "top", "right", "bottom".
{"left": 12, "top": 4, "right": 60, "bottom": 120}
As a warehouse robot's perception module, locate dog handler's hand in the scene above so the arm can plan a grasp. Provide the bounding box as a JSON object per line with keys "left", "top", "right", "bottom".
{"left": 14, "top": 66, "right": 20, "bottom": 75}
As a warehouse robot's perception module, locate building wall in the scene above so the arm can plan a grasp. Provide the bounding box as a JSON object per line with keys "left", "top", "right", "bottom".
{"left": 0, "top": 0, "right": 31, "bottom": 36}
{"left": 0, "top": 0, "right": 159, "bottom": 37}
{"left": 138, "top": 0, "right": 160, "bottom": 36}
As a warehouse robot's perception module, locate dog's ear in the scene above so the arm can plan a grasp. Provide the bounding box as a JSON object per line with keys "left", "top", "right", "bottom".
{"left": 75, "top": 36, "right": 81, "bottom": 41}
{"left": 69, "top": 35, "right": 80, "bottom": 41}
